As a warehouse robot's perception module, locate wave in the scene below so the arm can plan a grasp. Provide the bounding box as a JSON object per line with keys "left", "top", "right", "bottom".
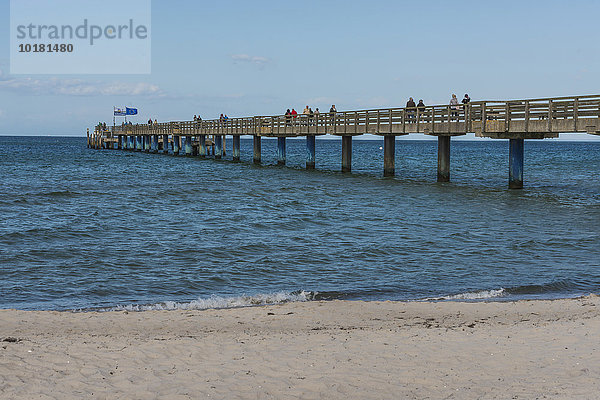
{"left": 422, "top": 288, "right": 507, "bottom": 301}
{"left": 422, "top": 279, "right": 599, "bottom": 302}
{"left": 98, "top": 290, "right": 318, "bottom": 312}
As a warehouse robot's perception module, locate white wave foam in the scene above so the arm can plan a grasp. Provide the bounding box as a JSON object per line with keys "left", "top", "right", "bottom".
{"left": 105, "top": 291, "right": 313, "bottom": 312}
{"left": 422, "top": 288, "right": 506, "bottom": 301}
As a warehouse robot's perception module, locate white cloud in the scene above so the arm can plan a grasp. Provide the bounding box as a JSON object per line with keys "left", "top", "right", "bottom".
{"left": 231, "top": 54, "right": 271, "bottom": 66}
{"left": 0, "top": 75, "right": 164, "bottom": 97}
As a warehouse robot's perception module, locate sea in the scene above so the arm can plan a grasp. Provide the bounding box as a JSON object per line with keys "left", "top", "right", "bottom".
{"left": 1, "top": 136, "right": 599, "bottom": 311}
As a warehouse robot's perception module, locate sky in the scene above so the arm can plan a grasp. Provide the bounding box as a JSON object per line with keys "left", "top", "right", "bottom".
{"left": 0, "top": 0, "right": 599, "bottom": 139}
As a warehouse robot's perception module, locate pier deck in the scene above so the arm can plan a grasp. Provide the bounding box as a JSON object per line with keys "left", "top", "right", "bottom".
{"left": 88, "top": 95, "right": 600, "bottom": 188}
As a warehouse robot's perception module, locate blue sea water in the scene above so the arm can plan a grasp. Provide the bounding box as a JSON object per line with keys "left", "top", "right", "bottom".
{"left": 0, "top": 136, "right": 599, "bottom": 311}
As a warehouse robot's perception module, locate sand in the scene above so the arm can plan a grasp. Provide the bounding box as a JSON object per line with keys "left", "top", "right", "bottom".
{"left": 1, "top": 296, "right": 599, "bottom": 399}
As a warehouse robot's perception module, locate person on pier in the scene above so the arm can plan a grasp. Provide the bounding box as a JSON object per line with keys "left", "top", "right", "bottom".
{"left": 406, "top": 97, "right": 416, "bottom": 122}
{"left": 450, "top": 94, "right": 459, "bottom": 119}
{"left": 417, "top": 100, "right": 426, "bottom": 121}
{"left": 303, "top": 105, "right": 310, "bottom": 126}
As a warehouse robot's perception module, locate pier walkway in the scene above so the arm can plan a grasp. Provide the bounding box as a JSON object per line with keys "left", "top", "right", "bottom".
{"left": 89, "top": 95, "right": 600, "bottom": 189}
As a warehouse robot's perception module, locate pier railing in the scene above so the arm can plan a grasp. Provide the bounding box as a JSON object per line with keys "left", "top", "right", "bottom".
{"left": 107, "top": 94, "right": 600, "bottom": 139}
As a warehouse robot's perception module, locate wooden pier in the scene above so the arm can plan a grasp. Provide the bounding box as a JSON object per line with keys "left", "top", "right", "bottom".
{"left": 88, "top": 95, "right": 600, "bottom": 189}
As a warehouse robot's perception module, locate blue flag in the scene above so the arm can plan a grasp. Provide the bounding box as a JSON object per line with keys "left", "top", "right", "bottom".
{"left": 126, "top": 107, "right": 138, "bottom": 115}
{"left": 114, "top": 107, "right": 126, "bottom": 116}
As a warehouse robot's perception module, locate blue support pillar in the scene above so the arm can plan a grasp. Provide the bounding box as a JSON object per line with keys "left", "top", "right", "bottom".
{"left": 145, "top": 135, "right": 151, "bottom": 152}
{"left": 437, "top": 135, "right": 451, "bottom": 182}
{"left": 509, "top": 138, "right": 524, "bottom": 189}
{"left": 232, "top": 135, "right": 240, "bottom": 161}
{"left": 136, "top": 136, "right": 142, "bottom": 151}
{"left": 199, "top": 135, "right": 206, "bottom": 157}
{"left": 173, "top": 135, "right": 180, "bottom": 155}
{"left": 184, "top": 136, "right": 192, "bottom": 156}
{"left": 215, "top": 135, "right": 223, "bottom": 159}
{"left": 253, "top": 135, "right": 261, "bottom": 164}
{"left": 306, "top": 135, "right": 316, "bottom": 169}
{"left": 277, "top": 137, "right": 286, "bottom": 165}
{"left": 341, "top": 136, "right": 352, "bottom": 172}
{"left": 384, "top": 135, "right": 395, "bottom": 177}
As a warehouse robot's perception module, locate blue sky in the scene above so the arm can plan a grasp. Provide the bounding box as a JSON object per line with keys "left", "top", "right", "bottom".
{"left": 1, "top": 0, "right": 599, "bottom": 138}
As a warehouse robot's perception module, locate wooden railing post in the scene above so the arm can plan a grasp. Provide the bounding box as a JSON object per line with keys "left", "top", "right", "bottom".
{"left": 481, "top": 102, "right": 487, "bottom": 134}
{"left": 548, "top": 100, "right": 553, "bottom": 132}
{"left": 525, "top": 101, "right": 530, "bottom": 133}
{"left": 573, "top": 97, "right": 579, "bottom": 131}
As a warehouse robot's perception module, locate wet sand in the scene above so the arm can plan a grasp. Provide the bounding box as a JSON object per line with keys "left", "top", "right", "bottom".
{"left": 1, "top": 296, "right": 599, "bottom": 399}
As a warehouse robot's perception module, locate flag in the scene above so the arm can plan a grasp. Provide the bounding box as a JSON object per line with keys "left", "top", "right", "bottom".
{"left": 126, "top": 107, "right": 138, "bottom": 115}
{"left": 114, "top": 107, "right": 126, "bottom": 116}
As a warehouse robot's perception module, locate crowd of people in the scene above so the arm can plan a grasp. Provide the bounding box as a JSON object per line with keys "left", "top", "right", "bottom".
{"left": 405, "top": 94, "right": 471, "bottom": 120}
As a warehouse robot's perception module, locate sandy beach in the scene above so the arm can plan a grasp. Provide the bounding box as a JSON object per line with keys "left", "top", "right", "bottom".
{"left": 1, "top": 296, "right": 599, "bottom": 399}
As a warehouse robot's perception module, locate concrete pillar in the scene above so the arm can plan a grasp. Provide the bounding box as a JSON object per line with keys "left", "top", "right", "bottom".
{"left": 277, "top": 137, "right": 286, "bottom": 165}
{"left": 306, "top": 135, "right": 316, "bottom": 169}
{"left": 232, "top": 135, "right": 241, "bottom": 161}
{"left": 222, "top": 135, "right": 226, "bottom": 156}
{"left": 152, "top": 135, "right": 159, "bottom": 153}
{"left": 163, "top": 134, "right": 169, "bottom": 154}
{"left": 145, "top": 135, "right": 151, "bottom": 152}
{"left": 509, "top": 138, "right": 524, "bottom": 189}
{"left": 437, "top": 135, "right": 451, "bottom": 182}
{"left": 173, "top": 135, "right": 180, "bottom": 155}
{"left": 199, "top": 135, "right": 206, "bottom": 157}
{"left": 341, "top": 135, "right": 352, "bottom": 172}
{"left": 136, "top": 136, "right": 142, "bottom": 151}
{"left": 87, "top": 129, "right": 90, "bottom": 148}
{"left": 215, "top": 135, "right": 223, "bottom": 159}
{"left": 184, "top": 136, "right": 192, "bottom": 156}
{"left": 253, "top": 135, "right": 261, "bottom": 164}
{"left": 384, "top": 135, "right": 395, "bottom": 177}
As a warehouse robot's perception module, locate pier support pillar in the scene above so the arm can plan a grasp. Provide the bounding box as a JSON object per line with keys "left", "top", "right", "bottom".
{"left": 341, "top": 135, "right": 352, "bottom": 172}
{"left": 253, "top": 135, "right": 261, "bottom": 164}
{"left": 222, "top": 135, "right": 226, "bottom": 156}
{"left": 184, "top": 136, "right": 192, "bottom": 156}
{"left": 437, "top": 135, "right": 451, "bottom": 182}
{"left": 277, "top": 137, "right": 286, "bottom": 165}
{"left": 136, "top": 136, "right": 142, "bottom": 151}
{"left": 145, "top": 135, "right": 151, "bottom": 152}
{"left": 162, "top": 135, "right": 169, "bottom": 154}
{"left": 306, "top": 135, "right": 316, "bottom": 169}
{"left": 384, "top": 135, "right": 395, "bottom": 177}
{"left": 152, "top": 135, "right": 159, "bottom": 153}
{"left": 232, "top": 135, "right": 241, "bottom": 161}
{"left": 509, "top": 138, "right": 524, "bottom": 189}
{"left": 199, "top": 135, "right": 206, "bottom": 157}
{"left": 215, "top": 135, "right": 223, "bottom": 159}
{"left": 173, "top": 135, "right": 180, "bottom": 155}
{"left": 87, "top": 129, "right": 90, "bottom": 148}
